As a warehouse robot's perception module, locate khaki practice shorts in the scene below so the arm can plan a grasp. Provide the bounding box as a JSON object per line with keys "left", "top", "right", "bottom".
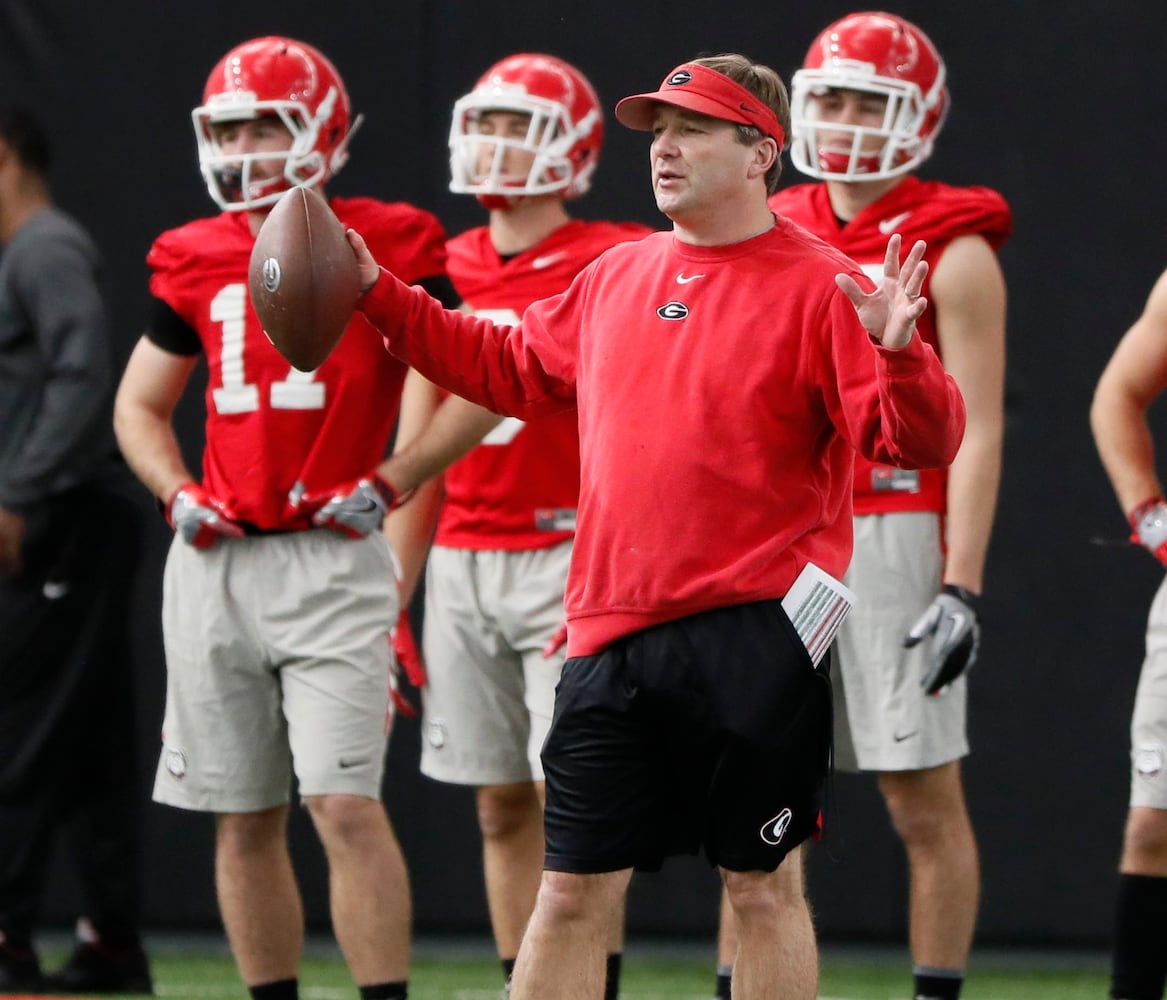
{"left": 420, "top": 542, "right": 571, "bottom": 786}
{"left": 1132, "top": 574, "right": 1167, "bottom": 808}
{"left": 154, "top": 530, "right": 399, "bottom": 812}
{"left": 832, "top": 511, "right": 969, "bottom": 772}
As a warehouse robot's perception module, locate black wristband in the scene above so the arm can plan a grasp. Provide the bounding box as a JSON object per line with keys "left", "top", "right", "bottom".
{"left": 942, "top": 583, "right": 982, "bottom": 619}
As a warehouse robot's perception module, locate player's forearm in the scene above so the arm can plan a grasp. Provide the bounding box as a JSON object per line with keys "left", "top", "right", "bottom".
{"left": 382, "top": 477, "right": 442, "bottom": 606}
{"left": 113, "top": 401, "right": 193, "bottom": 503}
{"left": 383, "top": 398, "right": 503, "bottom": 494}
{"left": 942, "top": 425, "right": 1002, "bottom": 593}
{"left": 1091, "top": 388, "right": 1162, "bottom": 515}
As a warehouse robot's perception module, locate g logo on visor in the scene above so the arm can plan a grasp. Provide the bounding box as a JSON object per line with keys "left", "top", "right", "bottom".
{"left": 666, "top": 70, "right": 692, "bottom": 86}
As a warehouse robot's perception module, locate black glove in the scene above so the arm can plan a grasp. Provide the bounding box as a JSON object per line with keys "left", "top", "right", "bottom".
{"left": 903, "top": 584, "right": 981, "bottom": 696}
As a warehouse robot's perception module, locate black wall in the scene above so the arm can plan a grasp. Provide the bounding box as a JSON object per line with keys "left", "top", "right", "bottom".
{"left": 4, "top": 0, "right": 1166, "bottom": 947}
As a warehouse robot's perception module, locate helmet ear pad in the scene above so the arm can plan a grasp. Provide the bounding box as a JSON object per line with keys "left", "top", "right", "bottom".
{"left": 449, "top": 53, "right": 604, "bottom": 201}
{"left": 788, "top": 12, "right": 948, "bottom": 182}
{"left": 193, "top": 36, "right": 354, "bottom": 211}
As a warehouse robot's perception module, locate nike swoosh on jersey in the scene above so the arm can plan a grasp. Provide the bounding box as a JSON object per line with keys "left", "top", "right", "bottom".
{"left": 532, "top": 252, "right": 570, "bottom": 269}
{"left": 675, "top": 272, "right": 705, "bottom": 284}
{"left": 878, "top": 211, "right": 913, "bottom": 234}
{"left": 893, "top": 729, "right": 919, "bottom": 742}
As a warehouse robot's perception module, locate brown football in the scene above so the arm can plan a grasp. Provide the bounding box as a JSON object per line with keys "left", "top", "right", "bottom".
{"left": 248, "top": 185, "right": 361, "bottom": 372}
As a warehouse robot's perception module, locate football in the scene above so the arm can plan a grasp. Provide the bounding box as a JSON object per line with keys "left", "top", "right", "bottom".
{"left": 248, "top": 185, "right": 361, "bottom": 372}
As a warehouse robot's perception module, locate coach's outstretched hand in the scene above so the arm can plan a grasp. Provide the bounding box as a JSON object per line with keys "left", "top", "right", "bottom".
{"left": 345, "top": 229, "right": 381, "bottom": 294}
{"left": 836, "top": 233, "right": 930, "bottom": 350}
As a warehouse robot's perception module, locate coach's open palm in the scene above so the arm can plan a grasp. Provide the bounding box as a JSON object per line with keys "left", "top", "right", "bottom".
{"left": 836, "top": 234, "right": 930, "bottom": 350}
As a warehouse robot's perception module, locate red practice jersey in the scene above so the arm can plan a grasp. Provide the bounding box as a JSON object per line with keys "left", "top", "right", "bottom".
{"left": 362, "top": 223, "right": 965, "bottom": 657}
{"left": 148, "top": 196, "right": 447, "bottom": 530}
{"left": 439, "top": 219, "right": 652, "bottom": 550}
{"left": 770, "top": 177, "right": 1011, "bottom": 516}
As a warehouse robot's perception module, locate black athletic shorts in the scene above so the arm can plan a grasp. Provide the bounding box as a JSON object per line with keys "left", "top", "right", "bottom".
{"left": 541, "top": 599, "right": 832, "bottom": 875}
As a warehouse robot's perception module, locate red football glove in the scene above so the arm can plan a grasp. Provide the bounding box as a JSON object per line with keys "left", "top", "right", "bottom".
{"left": 387, "top": 609, "right": 426, "bottom": 719}
{"left": 297, "top": 476, "right": 400, "bottom": 538}
{"left": 165, "top": 482, "right": 243, "bottom": 549}
{"left": 1130, "top": 497, "right": 1167, "bottom": 566}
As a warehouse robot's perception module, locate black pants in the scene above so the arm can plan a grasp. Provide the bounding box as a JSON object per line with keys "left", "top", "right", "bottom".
{"left": 0, "top": 486, "right": 145, "bottom": 942}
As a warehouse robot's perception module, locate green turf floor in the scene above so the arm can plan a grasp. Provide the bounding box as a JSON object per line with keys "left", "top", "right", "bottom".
{"left": 28, "top": 942, "right": 1109, "bottom": 1000}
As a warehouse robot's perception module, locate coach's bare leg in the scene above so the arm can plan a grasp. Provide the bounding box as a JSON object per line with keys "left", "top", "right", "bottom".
{"left": 478, "top": 781, "right": 545, "bottom": 961}
{"left": 715, "top": 884, "right": 735, "bottom": 968}
{"left": 879, "top": 761, "right": 979, "bottom": 969}
{"left": 722, "top": 847, "right": 817, "bottom": 1000}
{"left": 510, "top": 868, "right": 632, "bottom": 1000}
{"left": 216, "top": 807, "right": 304, "bottom": 985}
{"left": 305, "top": 794, "right": 412, "bottom": 984}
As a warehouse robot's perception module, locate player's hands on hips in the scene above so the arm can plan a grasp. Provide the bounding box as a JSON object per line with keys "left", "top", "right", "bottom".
{"left": 167, "top": 482, "right": 244, "bottom": 549}
{"left": 835, "top": 233, "right": 929, "bottom": 350}
{"left": 387, "top": 607, "right": 427, "bottom": 719}
{"left": 904, "top": 584, "right": 981, "bottom": 696}
{"left": 345, "top": 229, "right": 381, "bottom": 293}
{"left": 1129, "top": 497, "right": 1167, "bottom": 566}
{"left": 542, "top": 622, "right": 568, "bottom": 659}
{"left": 299, "top": 476, "right": 400, "bottom": 538}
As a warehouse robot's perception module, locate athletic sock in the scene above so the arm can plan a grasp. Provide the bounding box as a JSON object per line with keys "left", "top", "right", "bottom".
{"left": 604, "top": 952, "right": 622, "bottom": 1000}
{"left": 1111, "top": 873, "right": 1167, "bottom": 999}
{"left": 913, "top": 965, "right": 963, "bottom": 1000}
{"left": 714, "top": 963, "right": 733, "bottom": 998}
{"left": 249, "top": 978, "right": 298, "bottom": 1000}
{"left": 358, "top": 981, "right": 408, "bottom": 999}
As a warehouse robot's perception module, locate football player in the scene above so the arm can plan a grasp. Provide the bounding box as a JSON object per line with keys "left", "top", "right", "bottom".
{"left": 380, "top": 53, "right": 651, "bottom": 998}
{"left": 113, "top": 37, "right": 458, "bottom": 1000}
{"left": 714, "top": 13, "right": 1010, "bottom": 1000}
{"left": 1092, "top": 273, "right": 1167, "bottom": 1000}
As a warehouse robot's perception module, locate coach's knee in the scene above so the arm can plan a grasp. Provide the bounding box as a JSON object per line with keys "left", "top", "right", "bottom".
{"left": 535, "top": 870, "right": 629, "bottom": 928}
{"left": 722, "top": 859, "right": 806, "bottom": 928}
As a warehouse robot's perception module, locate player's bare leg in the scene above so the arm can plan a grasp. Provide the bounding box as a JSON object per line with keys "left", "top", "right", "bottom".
{"left": 878, "top": 761, "right": 979, "bottom": 969}
{"left": 1119, "top": 806, "right": 1167, "bottom": 875}
{"left": 305, "top": 794, "right": 411, "bottom": 985}
{"left": 1112, "top": 807, "right": 1167, "bottom": 1000}
{"left": 722, "top": 848, "right": 818, "bottom": 1000}
{"left": 509, "top": 868, "right": 631, "bottom": 1000}
{"left": 215, "top": 807, "right": 304, "bottom": 986}
{"left": 478, "top": 782, "right": 544, "bottom": 963}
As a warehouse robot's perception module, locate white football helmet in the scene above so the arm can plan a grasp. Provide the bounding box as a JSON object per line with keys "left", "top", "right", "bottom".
{"left": 192, "top": 36, "right": 359, "bottom": 211}
{"left": 790, "top": 12, "right": 949, "bottom": 182}
{"left": 449, "top": 53, "right": 603, "bottom": 208}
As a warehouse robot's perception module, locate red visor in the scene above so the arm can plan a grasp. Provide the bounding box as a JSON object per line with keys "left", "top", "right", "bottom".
{"left": 615, "top": 62, "right": 785, "bottom": 150}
